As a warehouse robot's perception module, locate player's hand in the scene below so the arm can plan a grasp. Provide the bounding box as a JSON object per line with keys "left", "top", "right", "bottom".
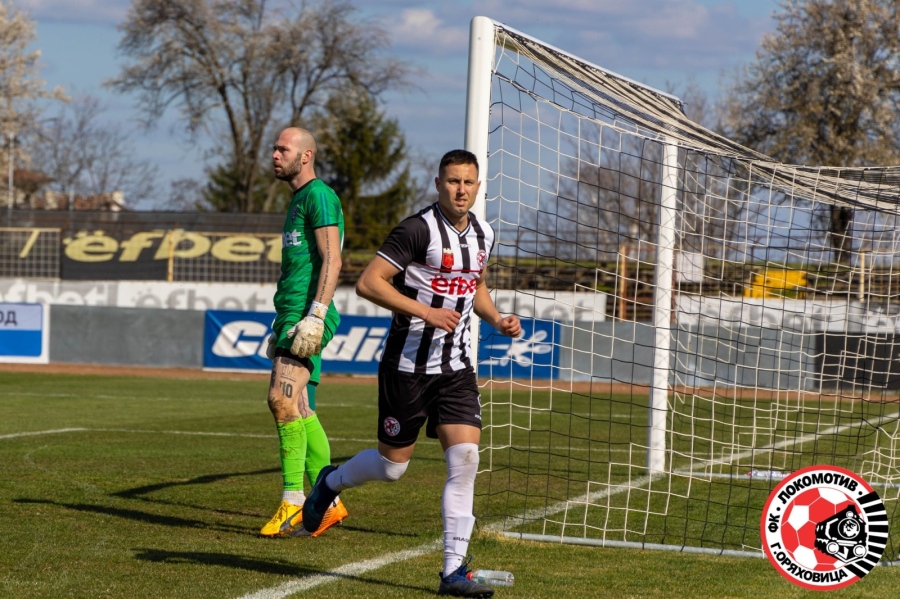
{"left": 287, "top": 316, "right": 325, "bottom": 357}
{"left": 265, "top": 333, "right": 277, "bottom": 360}
{"left": 424, "top": 307, "right": 461, "bottom": 333}
{"left": 497, "top": 315, "right": 522, "bottom": 338}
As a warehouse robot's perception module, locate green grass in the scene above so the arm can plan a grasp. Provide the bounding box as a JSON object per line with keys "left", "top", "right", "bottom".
{"left": 1, "top": 371, "right": 898, "bottom": 598}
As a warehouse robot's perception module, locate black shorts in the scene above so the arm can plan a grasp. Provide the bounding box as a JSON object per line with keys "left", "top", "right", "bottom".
{"left": 377, "top": 364, "right": 483, "bottom": 447}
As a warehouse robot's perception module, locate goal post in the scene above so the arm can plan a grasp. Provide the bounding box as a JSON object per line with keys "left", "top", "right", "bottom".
{"left": 464, "top": 15, "right": 494, "bottom": 368}
{"left": 466, "top": 16, "right": 900, "bottom": 561}
{"left": 648, "top": 140, "right": 678, "bottom": 475}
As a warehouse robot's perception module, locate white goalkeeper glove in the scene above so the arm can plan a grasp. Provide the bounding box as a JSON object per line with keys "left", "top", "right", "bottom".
{"left": 265, "top": 333, "right": 277, "bottom": 360}
{"left": 287, "top": 301, "right": 327, "bottom": 358}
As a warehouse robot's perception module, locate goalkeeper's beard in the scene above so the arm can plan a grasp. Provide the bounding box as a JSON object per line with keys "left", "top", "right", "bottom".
{"left": 274, "top": 155, "right": 302, "bottom": 181}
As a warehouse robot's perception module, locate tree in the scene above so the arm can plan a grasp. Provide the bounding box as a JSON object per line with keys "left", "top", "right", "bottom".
{"left": 720, "top": 0, "right": 900, "bottom": 263}
{"left": 42, "top": 94, "right": 159, "bottom": 208}
{"left": 314, "top": 92, "right": 415, "bottom": 249}
{"left": 200, "top": 157, "right": 290, "bottom": 212}
{"left": 108, "top": 0, "right": 410, "bottom": 213}
{"left": 0, "top": 1, "right": 65, "bottom": 193}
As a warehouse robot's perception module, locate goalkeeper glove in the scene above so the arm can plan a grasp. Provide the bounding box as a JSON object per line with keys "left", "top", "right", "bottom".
{"left": 265, "top": 333, "right": 277, "bottom": 360}
{"left": 287, "top": 301, "right": 327, "bottom": 358}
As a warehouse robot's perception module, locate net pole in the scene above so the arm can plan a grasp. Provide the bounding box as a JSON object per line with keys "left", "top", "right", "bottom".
{"left": 648, "top": 140, "right": 678, "bottom": 474}
{"left": 465, "top": 16, "right": 494, "bottom": 372}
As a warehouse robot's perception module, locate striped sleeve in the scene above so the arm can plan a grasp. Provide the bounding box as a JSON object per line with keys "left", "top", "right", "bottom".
{"left": 376, "top": 215, "right": 429, "bottom": 271}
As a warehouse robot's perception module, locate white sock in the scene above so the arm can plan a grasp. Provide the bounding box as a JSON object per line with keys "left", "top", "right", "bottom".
{"left": 282, "top": 490, "right": 305, "bottom": 505}
{"left": 325, "top": 448, "right": 408, "bottom": 492}
{"left": 442, "top": 443, "right": 479, "bottom": 576}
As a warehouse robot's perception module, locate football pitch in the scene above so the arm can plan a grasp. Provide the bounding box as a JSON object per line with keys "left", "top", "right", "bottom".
{"left": 1, "top": 369, "right": 898, "bottom": 598}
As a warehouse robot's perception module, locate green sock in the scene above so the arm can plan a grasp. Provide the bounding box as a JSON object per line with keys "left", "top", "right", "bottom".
{"left": 277, "top": 419, "right": 306, "bottom": 492}
{"left": 307, "top": 382, "right": 318, "bottom": 411}
{"left": 303, "top": 414, "right": 331, "bottom": 488}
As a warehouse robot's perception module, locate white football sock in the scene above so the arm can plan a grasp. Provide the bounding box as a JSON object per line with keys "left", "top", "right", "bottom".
{"left": 442, "top": 443, "right": 479, "bottom": 576}
{"left": 282, "top": 490, "right": 305, "bottom": 505}
{"left": 326, "top": 448, "right": 408, "bottom": 492}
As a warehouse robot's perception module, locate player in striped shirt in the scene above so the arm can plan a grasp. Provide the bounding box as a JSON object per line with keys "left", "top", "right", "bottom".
{"left": 302, "top": 149, "right": 521, "bottom": 597}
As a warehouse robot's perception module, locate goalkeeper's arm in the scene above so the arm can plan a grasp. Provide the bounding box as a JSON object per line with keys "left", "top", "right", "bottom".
{"left": 287, "top": 224, "right": 342, "bottom": 358}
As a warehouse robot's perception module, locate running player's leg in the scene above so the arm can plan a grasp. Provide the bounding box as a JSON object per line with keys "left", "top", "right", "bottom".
{"left": 432, "top": 368, "right": 492, "bottom": 596}
{"left": 301, "top": 367, "right": 424, "bottom": 534}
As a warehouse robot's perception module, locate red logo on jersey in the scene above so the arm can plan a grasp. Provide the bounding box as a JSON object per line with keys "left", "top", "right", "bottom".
{"left": 441, "top": 248, "right": 454, "bottom": 269}
{"left": 476, "top": 250, "right": 486, "bottom": 268}
{"left": 431, "top": 275, "right": 477, "bottom": 295}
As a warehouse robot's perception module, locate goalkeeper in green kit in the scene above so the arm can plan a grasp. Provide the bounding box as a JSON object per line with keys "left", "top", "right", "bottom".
{"left": 260, "top": 127, "right": 348, "bottom": 537}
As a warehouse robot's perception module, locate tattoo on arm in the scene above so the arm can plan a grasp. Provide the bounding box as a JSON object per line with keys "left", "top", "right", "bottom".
{"left": 317, "top": 233, "right": 331, "bottom": 304}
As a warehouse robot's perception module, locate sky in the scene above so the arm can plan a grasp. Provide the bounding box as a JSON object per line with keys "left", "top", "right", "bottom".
{"left": 12, "top": 0, "right": 781, "bottom": 210}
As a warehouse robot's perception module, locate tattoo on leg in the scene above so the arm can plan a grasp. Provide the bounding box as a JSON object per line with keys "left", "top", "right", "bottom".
{"left": 280, "top": 381, "right": 294, "bottom": 398}
{"left": 280, "top": 362, "right": 298, "bottom": 383}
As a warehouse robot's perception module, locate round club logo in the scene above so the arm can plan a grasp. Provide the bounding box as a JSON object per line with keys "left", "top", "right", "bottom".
{"left": 761, "top": 465, "right": 888, "bottom": 590}
{"left": 382, "top": 416, "right": 401, "bottom": 437}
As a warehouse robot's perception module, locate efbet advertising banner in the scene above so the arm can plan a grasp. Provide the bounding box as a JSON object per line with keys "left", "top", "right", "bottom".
{"left": 204, "top": 310, "right": 558, "bottom": 379}
{"left": 204, "top": 310, "right": 390, "bottom": 374}
{"left": 477, "top": 318, "right": 559, "bottom": 380}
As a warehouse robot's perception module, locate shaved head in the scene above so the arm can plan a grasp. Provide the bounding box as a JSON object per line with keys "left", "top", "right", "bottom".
{"left": 283, "top": 127, "right": 317, "bottom": 156}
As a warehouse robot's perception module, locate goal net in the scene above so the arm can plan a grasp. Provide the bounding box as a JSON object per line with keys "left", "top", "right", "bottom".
{"left": 466, "top": 16, "right": 900, "bottom": 561}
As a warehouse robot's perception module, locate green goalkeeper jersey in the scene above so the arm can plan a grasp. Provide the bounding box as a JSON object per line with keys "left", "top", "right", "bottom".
{"left": 273, "top": 178, "right": 344, "bottom": 319}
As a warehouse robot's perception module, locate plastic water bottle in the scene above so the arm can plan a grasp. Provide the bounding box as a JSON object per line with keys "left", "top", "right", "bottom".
{"left": 747, "top": 469, "right": 787, "bottom": 480}
{"left": 467, "top": 569, "right": 515, "bottom": 587}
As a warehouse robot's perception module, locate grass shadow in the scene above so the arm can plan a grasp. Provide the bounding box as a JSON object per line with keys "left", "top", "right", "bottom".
{"left": 134, "top": 548, "right": 436, "bottom": 594}
{"left": 14, "top": 497, "right": 249, "bottom": 535}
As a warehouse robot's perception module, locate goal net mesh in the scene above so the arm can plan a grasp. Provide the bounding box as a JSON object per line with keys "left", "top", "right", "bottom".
{"left": 474, "top": 21, "right": 900, "bottom": 560}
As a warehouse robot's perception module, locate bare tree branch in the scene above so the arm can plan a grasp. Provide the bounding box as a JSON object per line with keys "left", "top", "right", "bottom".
{"left": 107, "top": 0, "right": 412, "bottom": 212}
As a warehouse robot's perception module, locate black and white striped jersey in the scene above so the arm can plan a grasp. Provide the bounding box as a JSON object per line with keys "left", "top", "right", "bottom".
{"left": 376, "top": 202, "right": 494, "bottom": 374}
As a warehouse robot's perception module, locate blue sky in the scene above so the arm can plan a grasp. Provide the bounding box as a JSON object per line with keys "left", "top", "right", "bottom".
{"left": 13, "top": 0, "right": 780, "bottom": 209}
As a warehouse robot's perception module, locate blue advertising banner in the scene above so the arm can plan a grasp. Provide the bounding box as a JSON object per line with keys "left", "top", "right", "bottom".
{"left": 0, "top": 302, "right": 49, "bottom": 363}
{"left": 204, "top": 310, "right": 559, "bottom": 379}
{"left": 318, "top": 315, "right": 390, "bottom": 374}
{"left": 204, "top": 310, "right": 273, "bottom": 371}
{"left": 477, "top": 318, "right": 559, "bottom": 380}
{"left": 204, "top": 310, "right": 391, "bottom": 374}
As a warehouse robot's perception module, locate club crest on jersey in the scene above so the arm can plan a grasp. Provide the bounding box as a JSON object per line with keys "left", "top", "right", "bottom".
{"left": 441, "top": 248, "right": 454, "bottom": 269}
{"left": 477, "top": 250, "right": 487, "bottom": 268}
{"left": 383, "top": 417, "right": 401, "bottom": 437}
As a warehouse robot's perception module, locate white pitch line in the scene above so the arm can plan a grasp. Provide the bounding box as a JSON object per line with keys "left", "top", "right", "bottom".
{"left": 0, "top": 427, "right": 88, "bottom": 440}
{"left": 0, "top": 428, "right": 444, "bottom": 449}
{"left": 0, "top": 427, "right": 386, "bottom": 444}
{"left": 237, "top": 541, "right": 443, "bottom": 599}
{"left": 236, "top": 408, "right": 900, "bottom": 599}
{"left": 0, "top": 427, "right": 621, "bottom": 453}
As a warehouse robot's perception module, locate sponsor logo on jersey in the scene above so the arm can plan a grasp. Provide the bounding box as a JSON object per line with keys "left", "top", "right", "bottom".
{"left": 761, "top": 465, "right": 887, "bottom": 590}
{"left": 282, "top": 229, "right": 302, "bottom": 247}
{"left": 430, "top": 275, "right": 477, "bottom": 295}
